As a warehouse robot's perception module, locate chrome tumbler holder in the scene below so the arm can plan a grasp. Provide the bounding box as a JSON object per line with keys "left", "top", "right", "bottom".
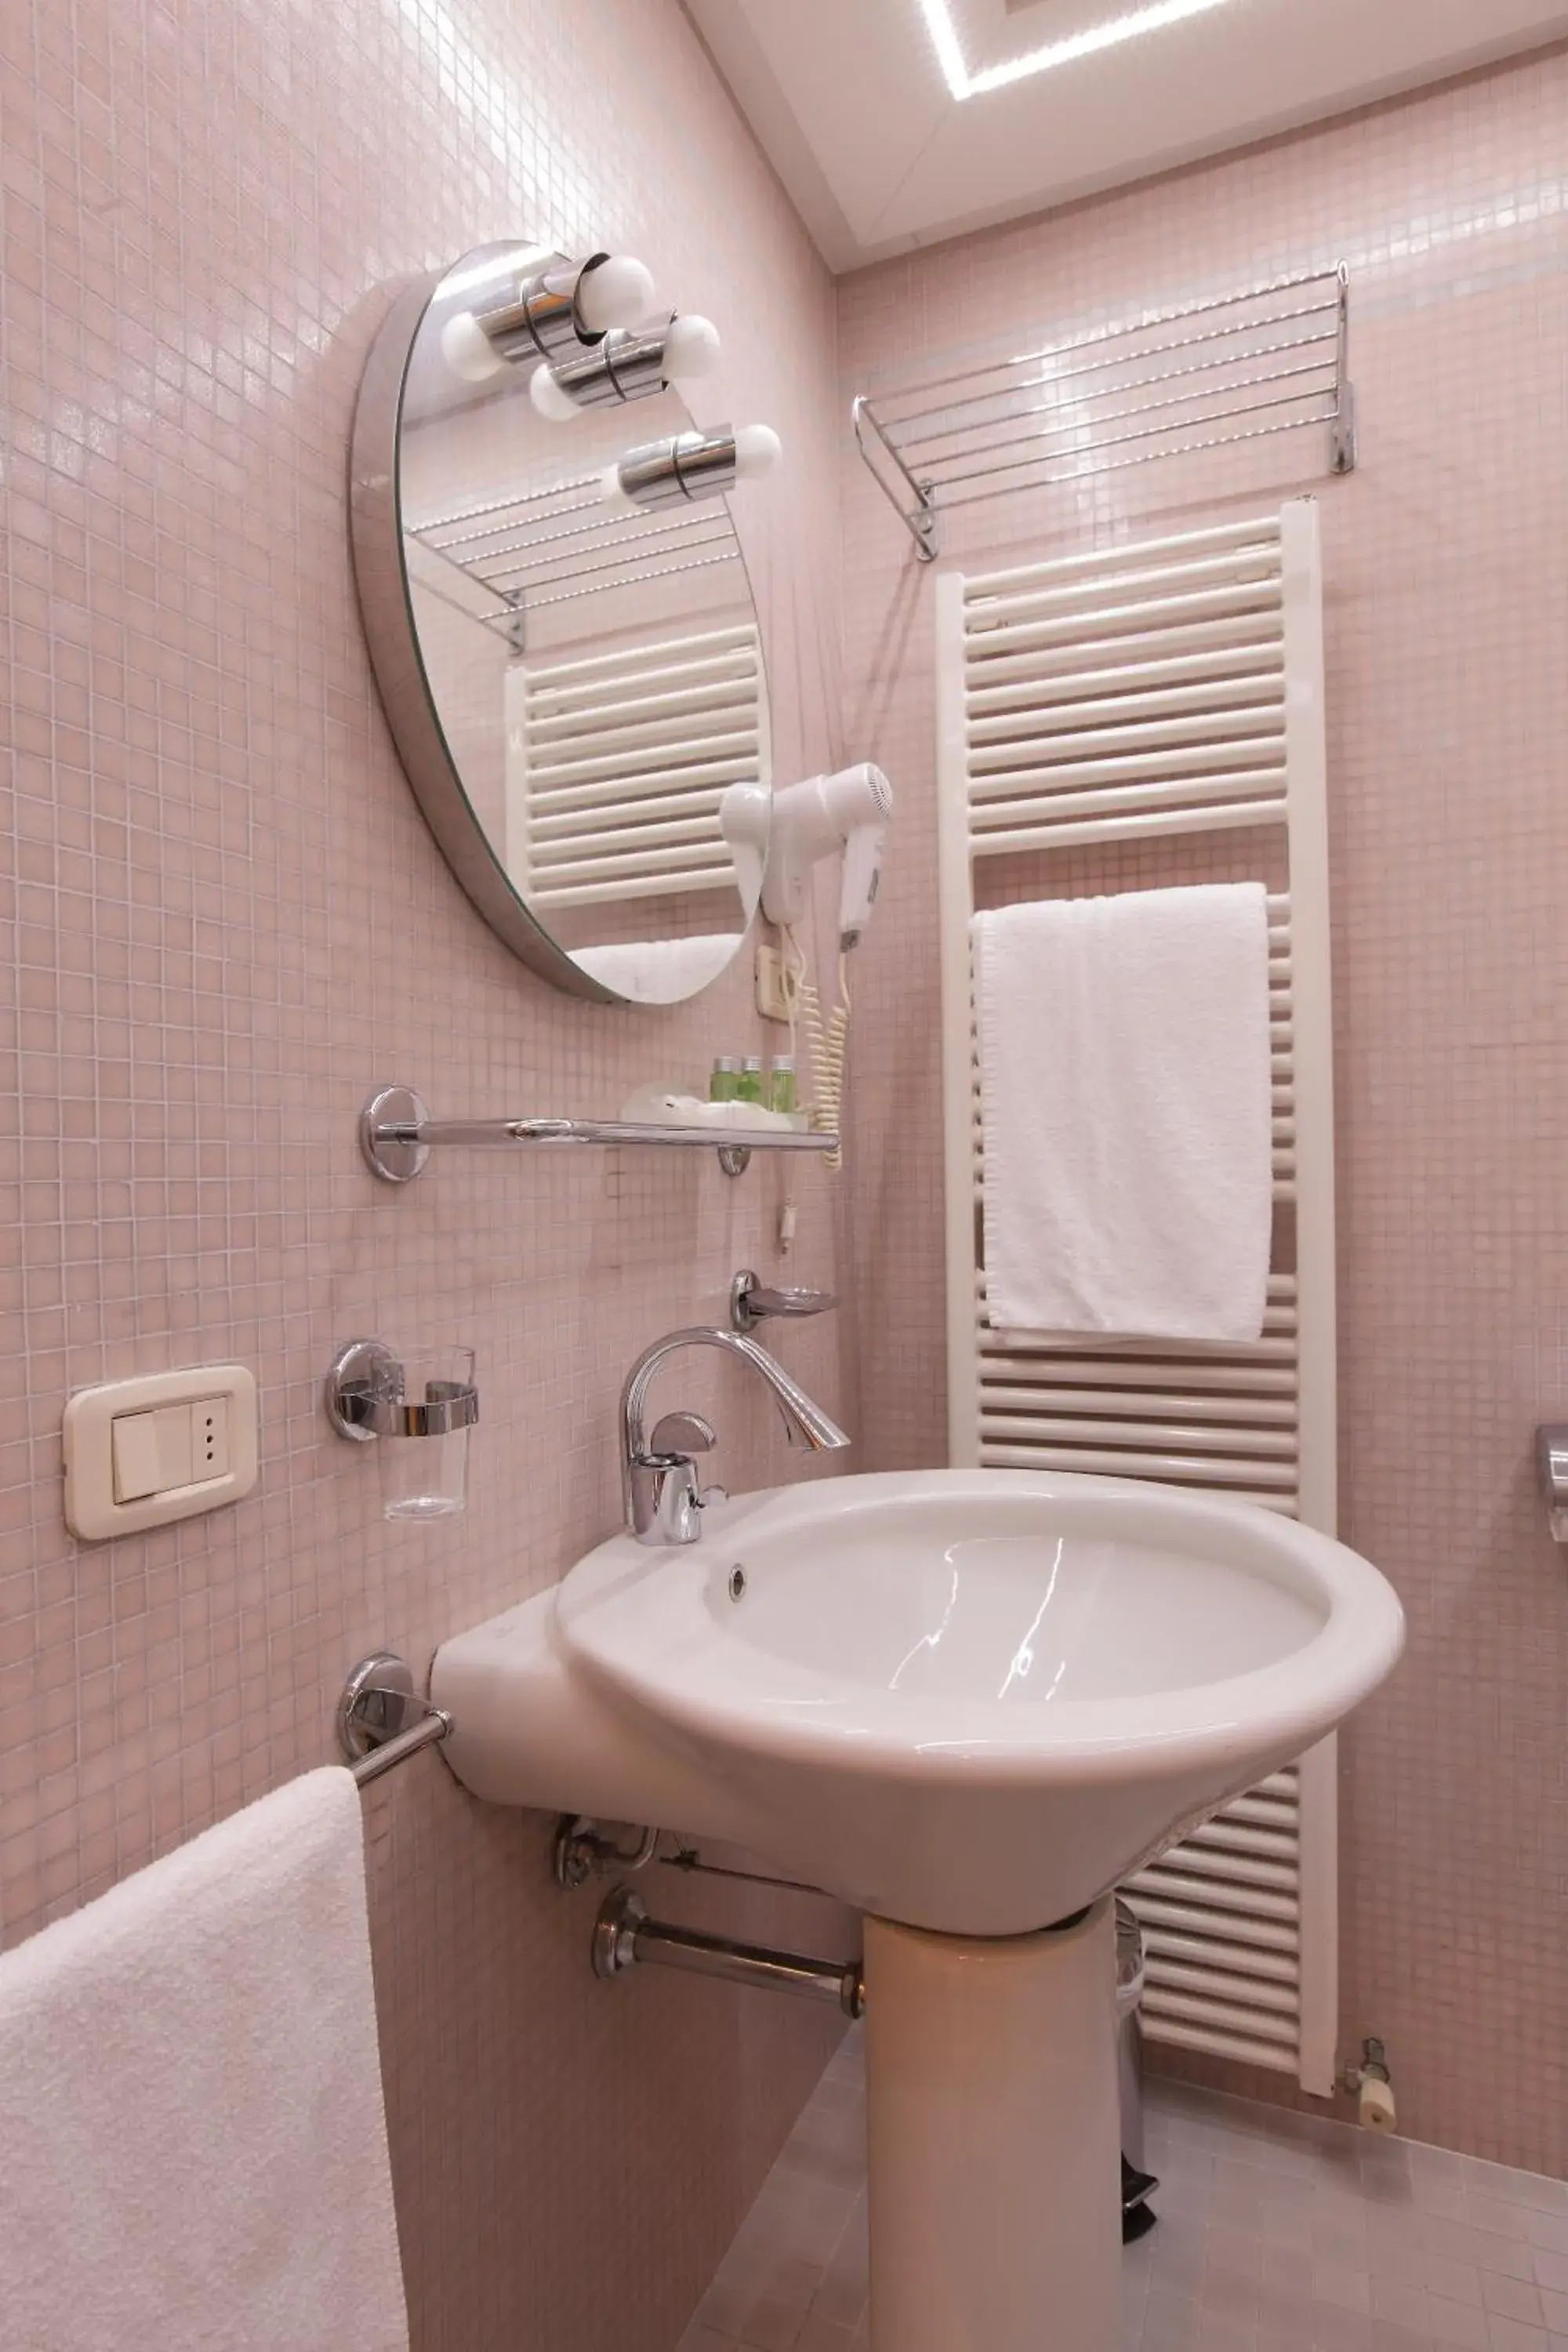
{"left": 325, "top": 1338, "right": 480, "bottom": 1443}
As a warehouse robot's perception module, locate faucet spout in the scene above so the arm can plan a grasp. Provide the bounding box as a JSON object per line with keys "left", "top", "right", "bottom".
{"left": 620, "top": 1327, "right": 851, "bottom": 1542}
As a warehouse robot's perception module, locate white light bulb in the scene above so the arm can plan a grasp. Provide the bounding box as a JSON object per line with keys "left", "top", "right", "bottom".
{"left": 597, "top": 462, "right": 641, "bottom": 514}
{"left": 440, "top": 310, "right": 505, "bottom": 383}
{"left": 733, "top": 423, "right": 783, "bottom": 482}
{"left": 529, "top": 365, "right": 583, "bottom": 423}
{"left": 577, "top": 254, "right": 656, "bottom": 334}
{"left": 661, "top": 314, "right": 721, "bottom": 383}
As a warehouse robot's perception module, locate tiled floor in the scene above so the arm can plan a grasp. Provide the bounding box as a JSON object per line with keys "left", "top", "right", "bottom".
{"left": 678, "top": 2031, "right": 1568, "bottom": 2351}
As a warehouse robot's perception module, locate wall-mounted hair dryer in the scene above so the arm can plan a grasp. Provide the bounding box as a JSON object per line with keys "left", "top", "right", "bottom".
{"left": 760, "top": 764, "right": 893, "bottom": 1178}
{"left": 761, "top": 763, "right": 893, "bottom": 951}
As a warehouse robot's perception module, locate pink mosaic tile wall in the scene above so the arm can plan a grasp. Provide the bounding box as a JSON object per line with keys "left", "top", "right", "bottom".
{"left": 837, "top": 45, "right": 1568, "bottom": 2173}
{"left": 0, "top": 2, "right": 855, "bottom": 2345}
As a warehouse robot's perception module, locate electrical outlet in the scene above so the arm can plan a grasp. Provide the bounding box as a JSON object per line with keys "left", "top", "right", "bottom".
{"left": 64, "top": 1366, "right": 258, "bottom": 1541}
{"left": 192, "top": 1397, "right": 230, "bottom": 1479}
{"left": 756, "top": 943, "right": 793, "bottom": 1024}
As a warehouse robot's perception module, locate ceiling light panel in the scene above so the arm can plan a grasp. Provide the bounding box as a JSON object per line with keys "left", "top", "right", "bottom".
{"left": 916, "top": 0, "right": 1243, "bottom": 99}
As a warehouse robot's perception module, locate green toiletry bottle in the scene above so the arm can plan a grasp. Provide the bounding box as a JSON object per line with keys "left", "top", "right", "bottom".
{"left": 735, "top": 1056, "right": 764, "bottom": 1105}
{"left": 768, "top": 1055, "right": 798, "bottom": 1115}
{"left": 710, "top": 1057, "right": 740, "bottom": 1102}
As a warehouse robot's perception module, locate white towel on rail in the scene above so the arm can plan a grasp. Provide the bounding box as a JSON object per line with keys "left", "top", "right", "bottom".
{"left": 0, "top": 1767, "right": 408, "bottom": 2352}
{"left": 974, "top": 882, "right": 1273, "bottom": 1342}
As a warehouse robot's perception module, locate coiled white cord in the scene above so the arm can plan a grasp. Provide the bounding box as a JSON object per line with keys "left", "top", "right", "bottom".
{"left": 783, "top": 927, "right": 851, "bottom": 1173}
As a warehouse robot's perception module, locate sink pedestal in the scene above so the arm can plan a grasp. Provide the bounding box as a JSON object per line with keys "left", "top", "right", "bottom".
{"left": 864, "top": 1900, "right": 1120, "bottom": 2352}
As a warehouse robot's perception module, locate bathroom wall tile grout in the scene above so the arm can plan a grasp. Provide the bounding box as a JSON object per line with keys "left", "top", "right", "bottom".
{"left": 0, "top": 3, "right": 857, "bottom": 2347}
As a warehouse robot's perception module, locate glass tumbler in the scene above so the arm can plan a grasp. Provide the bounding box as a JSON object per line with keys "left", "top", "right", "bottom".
{"left": 379, "top": 1345, "right": 477, "bottom": 1521}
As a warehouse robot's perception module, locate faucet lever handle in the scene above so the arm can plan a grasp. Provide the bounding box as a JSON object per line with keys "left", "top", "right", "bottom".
{"left": 731, "top": 1269, "right": 838, "bottom": 1334}
{"left": 650, "top": 1410, "right": 717, "bottom": 1458}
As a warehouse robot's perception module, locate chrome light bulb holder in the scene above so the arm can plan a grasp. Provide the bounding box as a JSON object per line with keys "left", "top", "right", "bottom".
{"left": 441, "top": 249, "right": 656, "bottom": 381}
{"left": 529, "top": 312, "right": 720, "bottom": 420}
{"left": 601, "top": 422, "right": 782, "bottom": 514}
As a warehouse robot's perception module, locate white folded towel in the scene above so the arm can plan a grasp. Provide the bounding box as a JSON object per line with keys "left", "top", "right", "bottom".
{"left": 974, "top": 883, "right": 1273, "bottom": 1342}
{"left": 0, "top": 1767, "right": 408, "bottom": 2352}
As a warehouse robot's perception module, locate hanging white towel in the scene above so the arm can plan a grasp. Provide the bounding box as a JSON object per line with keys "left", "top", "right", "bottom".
{"left": 974, "top": 882, "right": 1273, "bottom": 1343}
{"left": 0, "top": 1767, "right": 409, "bottom": 2352}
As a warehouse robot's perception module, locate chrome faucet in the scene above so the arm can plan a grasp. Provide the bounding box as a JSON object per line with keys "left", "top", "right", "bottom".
{"left": 620, "top": 1327, "right": 851, "bottom": 1546}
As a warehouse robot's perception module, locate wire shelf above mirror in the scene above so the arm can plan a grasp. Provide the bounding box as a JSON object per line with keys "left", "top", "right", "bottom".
{"left": 403, "top": 481, "right": 745, "bottom": 641}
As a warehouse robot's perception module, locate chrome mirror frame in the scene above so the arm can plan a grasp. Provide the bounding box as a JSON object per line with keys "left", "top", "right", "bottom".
{"left": 350, "top": 272, "right": 618, "bottom": 998}
{"left": 349, "top": 260, "right": 771, "bottom": 1005}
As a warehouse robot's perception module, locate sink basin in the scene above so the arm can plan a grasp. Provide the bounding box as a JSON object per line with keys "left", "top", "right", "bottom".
{"left": 432, "top": 1467, "right": 1403, "bottom": 1935}
{"left": 435, "top": 1465, "right": 1404, "bottom": 2352}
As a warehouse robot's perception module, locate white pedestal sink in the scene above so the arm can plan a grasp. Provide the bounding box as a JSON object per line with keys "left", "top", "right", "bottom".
{"left": 432, "top": 1468, "right": 1403, "bottom": 2350}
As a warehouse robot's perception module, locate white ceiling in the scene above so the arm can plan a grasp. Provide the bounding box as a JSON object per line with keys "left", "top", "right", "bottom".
{"left": 684, "top": 0, "right": 1568, "bottom": 270}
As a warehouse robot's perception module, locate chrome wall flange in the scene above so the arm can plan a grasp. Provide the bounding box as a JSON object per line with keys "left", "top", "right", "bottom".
{"left": 336, "top": 1651, "right": 452, "bottom": 1784}
{"left": 360, "top": 1084, "right": 433, "bottom": 1183}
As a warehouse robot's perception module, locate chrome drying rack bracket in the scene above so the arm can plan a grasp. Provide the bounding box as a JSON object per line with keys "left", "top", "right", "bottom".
{"left": 359, "top": 1085, "right": 838, "bottom": 1182}
{"left": 853, "top": 263, "right": 1356, "bottom": 564}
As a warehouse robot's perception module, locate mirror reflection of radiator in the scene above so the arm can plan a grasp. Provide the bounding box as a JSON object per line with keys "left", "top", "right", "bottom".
{"left": 935, "top": 502, "right": 1340, "bottom": 2095}
{"left": 506, "top": 620, "right": 769, "bottom": 912}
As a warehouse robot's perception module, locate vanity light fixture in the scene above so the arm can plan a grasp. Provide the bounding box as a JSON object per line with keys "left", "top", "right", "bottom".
{"left": 529, "top": 312, "right": 721, "bottom": 420}
{"left": 599, "top": 423, "right": 782, "bottom": 514}
{"left": 441, "top": 249, "right": 656, "bottom": 383}
{"left": 915, "top": 0, "right": 1241, "bottom": 101}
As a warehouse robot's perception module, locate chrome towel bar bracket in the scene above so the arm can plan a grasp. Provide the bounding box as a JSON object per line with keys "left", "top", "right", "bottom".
{"left": 337, "top": 1652, "right": 452, "bottom": 1788}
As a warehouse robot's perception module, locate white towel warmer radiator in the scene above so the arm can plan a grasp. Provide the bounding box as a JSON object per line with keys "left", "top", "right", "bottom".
{"left": 505, "top": 620, "right": 769, "bottom": 913}
{"left": 936, "top": 500, "right": 1340, "bottom": 2093}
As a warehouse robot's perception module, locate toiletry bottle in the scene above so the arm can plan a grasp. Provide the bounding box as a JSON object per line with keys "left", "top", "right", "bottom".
{"left": 768, "top": 1055, "right": 797, "bottom": 1115}
{"left": 710, "top": 1056, "right": 740, "bottom": 1103}
{"left": 736, "top": 1056, "right": 764, "bottom": 1105}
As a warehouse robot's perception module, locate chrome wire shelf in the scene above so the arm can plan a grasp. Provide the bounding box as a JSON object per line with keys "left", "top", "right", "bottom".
{"left": 853, "top": 266, "right": 1355, "bottom": 563}
{"left": 404, "top": 474, "right": 744, "bottom": 638}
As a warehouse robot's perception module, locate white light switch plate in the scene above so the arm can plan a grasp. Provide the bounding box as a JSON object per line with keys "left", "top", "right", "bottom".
{"left": 64, "top": 1366, "right": 259, "bottom": 1541}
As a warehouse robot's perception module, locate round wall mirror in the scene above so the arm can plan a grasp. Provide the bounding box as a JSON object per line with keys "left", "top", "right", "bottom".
{"left": 350, "top": 241, "right": 775, "bottom": 1004}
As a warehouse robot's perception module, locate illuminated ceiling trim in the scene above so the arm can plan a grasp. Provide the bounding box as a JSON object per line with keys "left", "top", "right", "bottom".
{"left": 913, "top": 0, "right": 1243, "bottom": 99}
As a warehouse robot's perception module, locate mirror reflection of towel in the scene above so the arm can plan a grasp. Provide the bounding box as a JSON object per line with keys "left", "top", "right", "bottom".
{"left": 574, "top": 931, "right": 740, "bottom": 1001}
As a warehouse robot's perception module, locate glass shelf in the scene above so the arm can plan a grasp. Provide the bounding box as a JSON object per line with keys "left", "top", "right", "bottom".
{"left": 359, "top": 1087, "right": 838, "bottom": 1184}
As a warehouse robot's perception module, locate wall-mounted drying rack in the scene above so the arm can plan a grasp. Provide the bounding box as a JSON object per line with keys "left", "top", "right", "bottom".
{"left": 405, "top": 474, "right": 742, "bottom": 644}
{"left": 853, "top": 266, "right": 1355, "bottom": 564}
{"left": 360, "top": 1085, "right": 837, "bottom": 1182}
